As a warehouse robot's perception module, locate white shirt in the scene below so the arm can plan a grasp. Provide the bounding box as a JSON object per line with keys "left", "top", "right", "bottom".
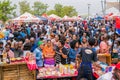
{"left": 97, "top": 72, "right": 115, "bottom": 80}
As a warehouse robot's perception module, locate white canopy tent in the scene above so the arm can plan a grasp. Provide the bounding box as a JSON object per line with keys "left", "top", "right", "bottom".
{"left": 12, "top": 12, "right": 40, "bottom": 22}
{"left": 48, "top": 14, "right": 61, "bottom": 21}
{"left": 62, "top": 15, "right": 72, "bottom": 21}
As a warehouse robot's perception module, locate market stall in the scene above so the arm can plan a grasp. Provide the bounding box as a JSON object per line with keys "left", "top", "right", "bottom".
{"left": 48, "top": 14, "right": 61, "bottom": 21}
{"left": 12, "top": 12, "right": 40, "bottom": 22}
{"left": 0, "top": 58, "right": 36, "bottom": 80}
{"left": 0, "top": 62, "right": 36, "bottom": 80}
{"left": 97, "top": 54, "right": 111, "bottom": 66}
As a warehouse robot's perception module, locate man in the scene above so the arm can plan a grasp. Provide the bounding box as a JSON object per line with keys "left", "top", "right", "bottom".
{"left": 30, "top": 37, "right": 38, "bottom": 52}
{"left": 55, "top": 40, "right": 68, "bottom": 65}
{"left": 33, "top": 41, "right": 44, "bottom": 67}
{"left": 18, "top": 41, "right": 23, "bottom": 50}
{"left": 98, "top": 63, "right": 120, "bottom": 80}
{"left": 77, "top": 37, "right": 98, "bottom": 80}
{"left": 13, "top": 42, "right": 23, "bottom": 58}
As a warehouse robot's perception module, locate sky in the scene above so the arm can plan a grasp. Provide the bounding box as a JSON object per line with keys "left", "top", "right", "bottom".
{"left": 10, "top": 0, "right": 119, "bottom": 15}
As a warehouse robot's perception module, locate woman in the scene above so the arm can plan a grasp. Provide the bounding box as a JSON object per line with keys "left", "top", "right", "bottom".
{"left": 64, "top": 37, "right": 70, "bottom": 49}
{"left": 69, "top": 40, "right": 81, "bottom": 63}
{"left": 33, "top": 41, "right": 44, "bottom": 67}
{"left": 51, "top": 34, "right": 60, "bottom": 46}
{"left": 23, "top": 43, "right": 32, "bottom": 57}
{"left": 3, "top": 43, "right": 14, "bottom": 59}
{"left": 81, "top": 37, "right": 88, "bottom": 48}
{"left": 43, "top": 40, "right": 55, "bottom": 67}
{"left": 99, "top": 35, "right": 109, "bottom": 54}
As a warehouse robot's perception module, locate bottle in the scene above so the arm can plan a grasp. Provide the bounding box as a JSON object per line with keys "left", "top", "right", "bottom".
{"left": 0, "top": 54, "right": 3, "bottom": 62}
{"left": 6, "top": 54, "right": 10, "bottom": 64}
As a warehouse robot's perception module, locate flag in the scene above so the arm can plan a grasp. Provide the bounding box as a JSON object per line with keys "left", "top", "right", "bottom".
{"left": 116, "top": 17, "right": 120, "bottom": 29}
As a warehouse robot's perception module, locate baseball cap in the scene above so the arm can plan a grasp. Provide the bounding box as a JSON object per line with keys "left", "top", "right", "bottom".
{"left": 38, "top": 41, "right": 43, "bottom": 46}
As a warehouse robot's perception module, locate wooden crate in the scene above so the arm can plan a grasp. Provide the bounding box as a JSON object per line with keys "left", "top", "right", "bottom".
{"left": 97, "top": 54, "right": 111, "bottom": 66}
{"left": 0, "top": 62, "right": 36, "bottom": 80}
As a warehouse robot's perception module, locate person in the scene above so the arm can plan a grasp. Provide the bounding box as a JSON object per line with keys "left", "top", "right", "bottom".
{"left": 30, "top": 37, "right": 38, "bottom": 52}
{"left": 99, "top": 35, "right": 109, "bottom": 54}
{"left": 3, "top": 43, "right": 14, "bottom": 58}
{"left": 55, "top": 40, "right": 68, "bottom": 65}
{"left": 23, "top": 43, "right": 32, "bottom": 57}
{"left": 64, "top": 37, "right": 70, "bottom": 49}
{"left": 33, "top": 41, "right": 44, "bottom": 67}
{"left": 80, "top": 32, "right": 88, "bottom": 43}
{"left": 0, "top": 41, "right": 4, "bottom": 55}
{"left": 69, "top": 40, "right": 81, "bottom": 63}
{"left": 13, "top": 42, "right": 23, "bottom": 58}
{"left": 51, "top": 34, "right": 60, "bottom": 46}
{"left": 43, "top": 40, "right": 55, "bottom": 67}
{"left": 18, "top": 41, "right": 23, "bottom": 50}
{"left": 81, "top": 37, "right": 88, "bottom": 48}
{"left": 97, "top": 63, "right": 120, "bottom": 80}
{"left": 77, "top": 37, "right": 98, "bottom": 80}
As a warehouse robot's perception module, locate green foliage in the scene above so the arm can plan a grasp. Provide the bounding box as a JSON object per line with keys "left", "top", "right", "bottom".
{"left": 32, "top": 1, "right": 48, "bottom": 16}
{"left": 47, "top": 10, "right": 56, "bottom": 15}
{"left": 19, "top": 0, "right": 32, "bottom": 14}
{"left": 0, "top": 0, "right": 16, "bottom": 23}
{"left": 54, "top": 4, "right": 63, "bottom": 17}
{"left": 47, "top": 4, "right": 78, "bottom": 17}
{"left": 62, "top": 6, "right": 78, "bottom": 17}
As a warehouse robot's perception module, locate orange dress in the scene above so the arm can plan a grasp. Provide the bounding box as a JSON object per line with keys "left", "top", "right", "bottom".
{"left": 43, "top": 45, "right": 55, "bottom": 66}
{"left": 43, "top": 45, "right": 55, "bottom": 58}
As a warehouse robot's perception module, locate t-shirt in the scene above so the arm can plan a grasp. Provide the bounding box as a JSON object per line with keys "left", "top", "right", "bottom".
{"left": 61, "top": 47, "right": 68, "bottom": 64}
{"left": 55, "top": 47, "right": 68, "bottom": 64}
{"left": 97, "top": 72, "right": 115, "bottom": 80}
{"left": 79, "top": 48, "right": 97, "bottom": 63}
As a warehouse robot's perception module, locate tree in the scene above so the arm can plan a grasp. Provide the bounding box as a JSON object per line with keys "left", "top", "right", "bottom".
{"left": 32, "top": 1, "right": 48, "bottom": 16}
{"left": 0, "top": 0, "right": 16, "bottom": 23}
{"left": 54, "top": 4, "right": 63, "bottom": 17}
{"left": 19, "top": 0, "right": 31, "bottom": 14}
{"left": 62, "top": 6, "right": 78, "bottom": 17}
{"left": 47, "top": 10, "right": 56, "bottom": 15}
{"left": 47, "top": 4, "right": 78, "bottom": 17}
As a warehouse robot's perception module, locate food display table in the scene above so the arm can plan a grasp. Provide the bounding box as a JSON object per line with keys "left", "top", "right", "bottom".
{"left": 0, "top": 62, "right": 36, "bottom": 80}
{"left": 37, "top": 74, "right": 77, "bottom": 79}
{"left": 37, "top": 64, "right": 78, "bottom": 80}
{"left": 97, "top": 54, "right": 111, "bottom": 66}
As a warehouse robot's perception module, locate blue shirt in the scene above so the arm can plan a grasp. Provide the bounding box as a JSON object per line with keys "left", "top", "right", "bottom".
{"left": 69, "top": 48, "right": 81, "bottom": 61}
{"left": 20, "top": 32, "right": 26, "bottom": 38}
{"left": 33, "top": 48, "right": 43, "bottom": 67}
{"left": 31, "top": 43, "right": 38, "bottom": 52}
{"left": 26, "top": 27, "right": 31, "bottom": 35}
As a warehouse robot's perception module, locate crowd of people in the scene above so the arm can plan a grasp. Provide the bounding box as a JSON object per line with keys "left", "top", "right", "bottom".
{"left": 0, "top": 19, "right": 120, "bottom": 80}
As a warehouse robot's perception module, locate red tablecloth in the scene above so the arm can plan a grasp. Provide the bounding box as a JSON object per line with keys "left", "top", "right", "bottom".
{"left": 37, "top": 73, "right": 78, "bottom": 79}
